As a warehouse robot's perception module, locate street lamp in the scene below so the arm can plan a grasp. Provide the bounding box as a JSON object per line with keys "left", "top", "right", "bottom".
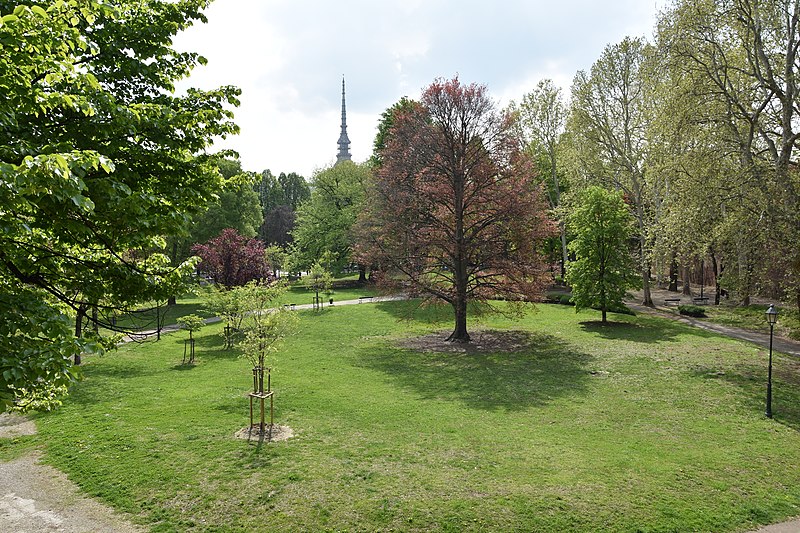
{"left": 765, "top": 304, "right": 778, "bottom": 419}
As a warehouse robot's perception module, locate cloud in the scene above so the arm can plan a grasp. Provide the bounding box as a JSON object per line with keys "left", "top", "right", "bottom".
{"left": 174, "top": 0, "right": 662, "bottom": 178}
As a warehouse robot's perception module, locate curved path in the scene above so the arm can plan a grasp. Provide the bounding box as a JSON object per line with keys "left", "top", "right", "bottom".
{"left": 3, "top": 294, "right": 799, "bottom": 532}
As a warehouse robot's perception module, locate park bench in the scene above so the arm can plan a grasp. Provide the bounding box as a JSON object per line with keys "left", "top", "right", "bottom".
{"left": 692, "top": 297, "right": 709, "bottom": 305}
{"left": 664, "top": 298, "right": 681, "bottom": 305}
{"left": 358, "top": 296, "right": 374, "bottom": 303}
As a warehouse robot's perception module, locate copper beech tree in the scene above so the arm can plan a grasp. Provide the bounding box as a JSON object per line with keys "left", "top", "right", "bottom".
{"left": 358, "top": 77, "right": 554, "bottom": 342}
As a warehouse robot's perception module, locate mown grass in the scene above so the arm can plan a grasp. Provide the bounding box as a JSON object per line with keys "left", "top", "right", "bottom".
{"left": 702, "top": 302, "right": 800, "bottom": 340}
{"left": 108, "top": 283, "right": 378, "bottom": 334}
{"left": 4, "top": 302, "right": 800, "bottom": 532}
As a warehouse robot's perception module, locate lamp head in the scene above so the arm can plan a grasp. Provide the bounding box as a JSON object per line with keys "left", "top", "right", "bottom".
{"left": 766, "top": 304, "right": 778, "bottom": 326}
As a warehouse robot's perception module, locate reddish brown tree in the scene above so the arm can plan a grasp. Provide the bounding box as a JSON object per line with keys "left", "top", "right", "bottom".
{"left": 357, "top": 77, "right": 554, "bottom": 342}
{"left": 192, "top": 229, "right": 271, "bottom": 287}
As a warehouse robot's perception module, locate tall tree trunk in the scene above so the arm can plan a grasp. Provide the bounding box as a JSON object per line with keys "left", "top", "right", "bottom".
{"left": 738, "top": 248, "right": 751, "bottom": 306}
{"left": 74, "top": 305, "right": 86, "bottom": 365}
{"left": 682, "top": 265, "right": 692, "bottom": 295}
{"left": 448, "top": 296, "right": 470, "bottom": 342}
{"left": 358, "top": 264, "right": 367, "bottom": 283}
{"left": 710, "top": 251, "right": 722, "bottom": 305}
{"left": 638, "top": 233, "right": 653, "bottom": 306}
{"left": 668, "top": 252, "right": 679, "bottom": 292}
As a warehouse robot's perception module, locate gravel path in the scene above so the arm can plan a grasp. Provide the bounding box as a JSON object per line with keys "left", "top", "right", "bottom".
{"left": 0, "top": 453, "right": 144, "bottom": 532}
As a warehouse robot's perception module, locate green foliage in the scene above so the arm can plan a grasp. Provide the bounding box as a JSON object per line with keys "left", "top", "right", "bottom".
{"left": 0, "top": 286, "right": 82, "bottom": 413}
{"left": 678, "top": 304, "right": 707, "bottom": 318}
{"left": 203, "top": 286, "right": 247, "bottom": 349}
{"left": 175, "top": 314, "right": 205, "bottom": 340}
{"left": 566, "top": 187, "right": 641, "bottom": 322}
{"left": 292, "top": 161, "right": 370, "bottom": 272}
{"left": 236, "top": 281, "right": 297, "bottom": 369}
{"left": 0, "top": 0, "right": 238, "bottom": 408}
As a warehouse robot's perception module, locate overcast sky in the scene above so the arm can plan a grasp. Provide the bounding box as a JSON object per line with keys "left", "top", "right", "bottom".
{"left": 174, "top": 1, "right": 663, "bottom": 178}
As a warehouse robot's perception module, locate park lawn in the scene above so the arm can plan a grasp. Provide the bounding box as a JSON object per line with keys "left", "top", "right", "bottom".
{"left": 105, "top": 285, "right": 379, "bottom": 335}
{"left": 4, "top": 302, "right": 800, "bottom": 532}
{"left": 701, "top": 302, "right": 800, "bottom": 340}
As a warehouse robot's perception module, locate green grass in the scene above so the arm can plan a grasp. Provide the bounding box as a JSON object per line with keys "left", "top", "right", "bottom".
{"left": 702, "top": 302, "right": 800, "bottom": 340}
{"left": 108, "top": 295, "right": 213, "bottom": 333}
{"left": 5, "top": 302, "right": 800, "bottom": 531}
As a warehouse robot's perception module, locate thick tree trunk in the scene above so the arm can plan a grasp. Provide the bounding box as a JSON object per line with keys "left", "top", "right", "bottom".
{"left": 601, "top": 308, "right": 607, "bottom": 323}
{"left": 358, "top": 264, "right": 367, "bottom": 283}
{"left": 447, "top": 297, "right": 470, "bottom": 343}
{"left": 558, "top": 222, "right": 568, "bottom": 282}
{"left": 682, "top": 265, "right": 692, "bottom": 296}
{"left": 668, "top": 253, "right": 679, "bottom": 292}
{"left": 168, "top": 296, "right": 176, "bottom": 306}
{"left": 638, "top": 234, "right": 653, "bottom": 306}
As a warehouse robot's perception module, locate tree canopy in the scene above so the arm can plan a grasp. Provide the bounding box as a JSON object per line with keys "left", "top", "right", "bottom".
{"left": 0, "top": 0, "right": 238, "bottom": 411}
{"left": 358, "top": 77, "right": 554, "bottom": 342}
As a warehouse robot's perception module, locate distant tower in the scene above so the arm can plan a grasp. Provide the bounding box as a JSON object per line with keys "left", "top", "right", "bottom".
{"left": 336, "top": 76, "right": 352, "bottom": 164}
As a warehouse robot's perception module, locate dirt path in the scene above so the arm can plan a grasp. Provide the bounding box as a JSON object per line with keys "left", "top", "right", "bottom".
{"left": 626, "top": 288, "right": 800, "bottom": 357}
{"left": 0, "top": 452, "right": 144, "bottom": 532}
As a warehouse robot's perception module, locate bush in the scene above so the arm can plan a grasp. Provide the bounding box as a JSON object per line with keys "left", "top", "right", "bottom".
{"left": 678, "top": 305, "right": 706, "bottom": 317}
{"left": 559, "top": 294, "right": 574, "bottom": 306}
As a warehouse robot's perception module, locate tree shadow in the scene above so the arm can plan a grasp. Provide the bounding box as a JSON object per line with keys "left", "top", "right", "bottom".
{"left": 375, "top": 299, "right": 454, "bottom": 325}
{"left": 689, "top": 359, "right": 800, "bottom": 431}
{"left": 356, "top": 330, "right": 594, "bottom": 412}
{"left": 578, "top": 317, "right": 697, "bottom": 344}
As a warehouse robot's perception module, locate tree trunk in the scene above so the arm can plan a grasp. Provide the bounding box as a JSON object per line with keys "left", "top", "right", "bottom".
{"left": 558, "top": 222, "right": 568, "bottom": 283}
{"left": 74, "top": 305, "right": 86, "bottom": 365}
{"left": 738, "top": 248, "right": 751, "bottom": 306}
{"left": 601, "top": 308, "right": 607, "bottom": 323}
{"left": 358, "top": 264, "right": 367, "bottom": 283}
{"left": 639, "top": 234, "right": 653, "bottom": 306}
{"left": 668, "top": 253, "right": 679, "bottom": 292}
{"left": 168, "top": 295, "right": 176, "bottom": 306}
{"left": 682, "top": 265, "right": 692, "bottom": 295}
{"left": 447, "top": 297, "right": 470, "bottom": 342}
{"left": 710, "top": 252, "right": 722, "bottom": 305}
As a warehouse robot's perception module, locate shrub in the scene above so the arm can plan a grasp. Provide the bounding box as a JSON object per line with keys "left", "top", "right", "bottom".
{"left": 678, "top": 305, "right": 706, "bottom": 317}
{"left": 559, "top": 294, "right": 574, "bottom": 306}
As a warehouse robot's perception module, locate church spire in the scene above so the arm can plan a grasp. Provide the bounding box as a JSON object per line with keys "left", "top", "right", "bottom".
{"left": 336, "top": 76, "right": 352, "bottom": 164}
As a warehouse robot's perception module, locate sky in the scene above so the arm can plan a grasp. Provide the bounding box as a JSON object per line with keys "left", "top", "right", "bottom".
{"left": 174, "top": 1, "right": 664, "bottom": 178}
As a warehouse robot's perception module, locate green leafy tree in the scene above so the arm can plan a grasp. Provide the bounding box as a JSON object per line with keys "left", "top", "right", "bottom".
{"left": 176, "top": 314, "right": 205, "bottom": 364}
{"left": 292, "top": 161, "right": 369, "bottom": 274}
{"left": 566, "top": 187, "right": 641, "bottom": 323}
{"left": 566, "top": 37, "right": 658, "bottom": 307}
{"left": 0, "top": 1, "right": 238, "bottom": 410}
{"left": 307, "top": 260, "right": 334, "bottom": 310}
{"left": 237, "top": 281, "right": 296, "bottom": 370}
{"left": 514, "top": 79, "right": 569, "bottom": 279}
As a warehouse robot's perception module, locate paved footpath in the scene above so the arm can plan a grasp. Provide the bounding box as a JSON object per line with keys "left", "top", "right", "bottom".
{"left": 626, "top": 301, "right": 800, "bottom": 358}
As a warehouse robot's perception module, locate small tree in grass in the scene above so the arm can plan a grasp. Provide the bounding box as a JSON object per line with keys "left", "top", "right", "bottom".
{"left": 176, "top": 314, "right": 205, "bottom": 364}
{"left": 566, "top": 186, "right": 640, "bottom": 323}
{"left": 204, "top": 286, "right": 247, "bottom": 349}
{"left": 307, "top": 260, "right": 333, "bottom": 310}
{"left": 237, "top": 281, "right": 296, "bottom": 435}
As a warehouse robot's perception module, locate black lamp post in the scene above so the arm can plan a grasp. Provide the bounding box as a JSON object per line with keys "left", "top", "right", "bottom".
{"left": 765, "top": 304, "right": 778, "bottom": 419}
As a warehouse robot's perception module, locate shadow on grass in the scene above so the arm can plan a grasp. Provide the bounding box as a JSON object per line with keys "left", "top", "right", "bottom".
{"left": 579, "top": 317, "right": 695, "bottom": 344}
{"left": 375, "top": 299, "right": 454, "bottom": 325}
{"left": 690, "top": 360, "right": 800, "bottom": 431}
{"left": 357, "top": 331, "right": 593, "bottom": 412}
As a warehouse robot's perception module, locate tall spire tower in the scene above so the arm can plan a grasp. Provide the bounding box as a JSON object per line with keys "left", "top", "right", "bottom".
{"left": 336, "top": 76, "right": 352, "bottom": 164}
